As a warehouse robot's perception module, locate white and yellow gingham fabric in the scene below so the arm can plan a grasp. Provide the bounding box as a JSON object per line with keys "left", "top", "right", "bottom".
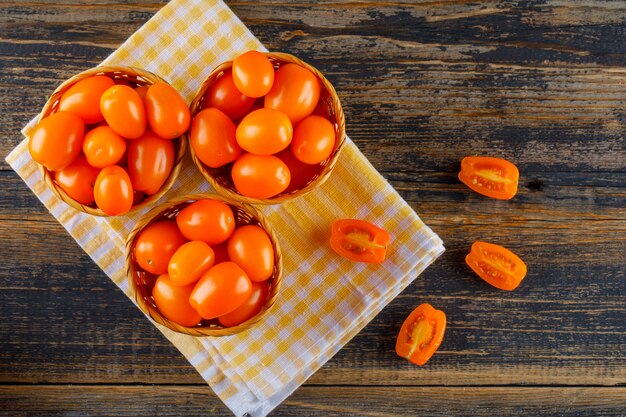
{"left": 6, "top": 1, "right": 444, "bottom": 416}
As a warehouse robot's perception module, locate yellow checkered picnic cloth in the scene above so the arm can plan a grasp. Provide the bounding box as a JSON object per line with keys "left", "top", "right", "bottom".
{"left": 6, "top": 1, "right": 444, "bottom": 415}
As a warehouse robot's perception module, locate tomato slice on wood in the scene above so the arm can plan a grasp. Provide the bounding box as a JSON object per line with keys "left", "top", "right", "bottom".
{"left": 396, "top": 303, "right": 446, "bottom": 366}
{"left": 465, "top": 241, "right": 527, "bottom": 291}
{"left": 329, "top": 219, "right": 390, "bottom": 264}
{"left": 458, "top": 156, "right": 519, "bottom": 200}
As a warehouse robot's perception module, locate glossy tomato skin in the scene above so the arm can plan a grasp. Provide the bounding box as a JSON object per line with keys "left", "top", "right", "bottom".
{"left": 190, "top": 108, "right": 241, "bottom": 168}
{"left": 152, "top": 274, "right": 201, "bottom": 327}
{"left": 231, "top": 153, "right": 291, "bottom": 199}
{"left": 127, "top": 130, "right": 175, "bottom": 195}
{"left": 265, "top": 63, "right": 320, "bottom": 125}
{"left": 100, "top": 85, "right": 146, "bottom": 139}
{"left": 458, "top": 156, "right": 519, "bottom": 200}
{"left": 227, "top": 225, "right": 275, "bottom": 282}
{"left": 145, "top": 82, "right": 191, "bottom": 139}
{"left": 396, "top": 303, "right": 446, "bottom": 366}
{"left": 168, "top": 241, "right": 215, "bottom": 287}
{"left": 330, "top": 219, "right": 391, "bottom": 264}
{"left": 29, "top": 111, "right": 84, "bottom": 171}
{"left": 203, "top": 70, "right": 255, "bottom": 120}
{"left": 189, "top": 262, "right": 252, "bottom": 320}
{"left": 93, "top": 165, "right": 133, "bottom": 216}
{"left": 82, "top": 126, "right": 127, "bottom": 168}
{"left": 236, "top": 108, "right": 293, "bottom": 155}
{"left": 465, "top": 241, "right": 527, "bottom": 291}
{"left": 275, "top": 148, "right": 321, "bottom": 193}
{"left": 176, "top": 199, "right": 235, "bottom": 245}
{"left": 232, "top": 51, "right": 275, "bottom": 98}
{"left": 55, "top": 155, "right": 100, "bottom": 205}
{"left": 291, "top": 115, "right": 335, "bottom": 165}
{"left": 218, "top": 281, "right": 269, "bottom": 327}
{"left": 134, "top": 220, "right": 187, "bottom": 275}
{"left": 58, "top": 75, "right": 115, "bottom": 124}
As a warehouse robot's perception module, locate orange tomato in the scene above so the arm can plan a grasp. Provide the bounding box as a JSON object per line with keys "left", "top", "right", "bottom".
{"left": 227, "top": 225, "right": 275, "bottom": 282}
{"left": 100, "top": 85, "right": 146, "bottom": 139}
{"left": 134, "top": 220, "right": 187, "bottom": 275}
{"left": 265, "top": 63, "right": 320, "bottom": 125}
{"left": 330, "top": 219, "right": 391, "bottom": 264}
{"left": 231, "top": 153, "right": 291, "bottom": 199}
{"left": 190, "top": 108, "right": 241, "bottom": 168}
{"left": 145, "top": 82, "right": 191, "bottom": 139}
{"left": 29, "top": 111, "right": 84, "bottom": 171}
{"left": 275, "top": 148, "right": 321, "bottom": 193}
{"left": 236, "top": 108, "right": 293, "bottom": 155}
{"left": 58, "top": 75, "right": 115, "bottom": 124}
{"left": 190, "top": 262, "right": 252, "bottom": 320}
{"left": 218, "top": 281, "right": 269, "bottom": 327}
{"left": 127, "top": 130, "right": 175, "bottom": 195}
{"left": 55, "top": 155, "right": 100, "bottom": 205}
{"left": 82, "top": 126, "right": 127, "bottom": 168}
{"left": 168, "top": 241, "right": 215, "bottom": 287}
{"left": 458, "top": 156, "right": 519, "bottom": 200}
{"left": 396, "top": 303, "right": 446, "bottom": 366}
{"left": 465, "top": 241, "right": 527, "bottom": 291}
{"left": 152, "top": 274, "right": 201, "bottom": 327}
{"left": 93, "top": 165, "right": 133, "bottom": 216}
{"left": 176, "top": 199, "right": 235, "bottom": 245}
{"left": 291, "top": 115, "right": 335, "bottom": 164}
{"left": 232, "top": 50, "right": 274, "bottom": 98}
{"left": 203, "top": 70, "right": 255, "bottom": 120}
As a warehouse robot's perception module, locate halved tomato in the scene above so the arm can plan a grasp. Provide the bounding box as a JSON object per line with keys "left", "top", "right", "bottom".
{"left": 458, "top": 156, "right": 519, "bottom": 200}
{"left": 396, "top": 303, "right": 446, "bottom": 366}
{"left": 329, "top": 219, "right": 390, "bottom": 264}
{"left": 466, "top": 241, "right": 527, "bottom": 291}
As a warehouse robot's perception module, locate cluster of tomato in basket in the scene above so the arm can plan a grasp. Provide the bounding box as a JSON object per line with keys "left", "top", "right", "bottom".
{"left": 190, "top": 50, "right": 337, "bottom": 199}
{"left": 28, "top": 75, "right": 190, "bottom": 215}
{"left": 134, "top": 198, "right": 275, "bottom": 328}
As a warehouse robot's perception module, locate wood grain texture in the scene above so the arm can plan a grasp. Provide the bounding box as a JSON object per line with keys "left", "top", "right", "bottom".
{"left": 1, "top": 0, "right": 625, "bottom": 416}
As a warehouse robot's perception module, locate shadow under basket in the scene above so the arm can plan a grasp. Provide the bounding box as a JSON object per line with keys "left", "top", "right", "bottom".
{"left": 188, "top": 51, "right": 347, "bottom": 205}
{"left": 35, "top": 65, "right": 187, "bottom": 216}
{"left": 125, "top": 193, "right": 283, "bottom": 337}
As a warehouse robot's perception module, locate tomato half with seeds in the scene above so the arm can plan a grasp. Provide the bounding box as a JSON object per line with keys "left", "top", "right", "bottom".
{"left": 465, "top": 241, "right": 527, "bottom": 291}
{"left": 100, "top": 85, "right": 146, "bottom": 139}
{"left": 396, "top": 303, "right": 446, "bottom": 366}
{"left": 134, "top": 220, "right": 187, "bottom": 275}
{"left": 29, "top": 111, "right": 84, "bottom": 171}
{"left": 58, "top": 75, "right": 115, "bottom": 124}
{"left": 189, "top": 262, "right": 252, "bottom": 320}
{"left": 231, "top": 153, "right": 291, "bottom": 199}
{"left": 232, "top": 50, "right": 275, "bottom": 98}
{"left": 82, "top": 126, "right": 127, "bottom": 168}
{"left": 168, "top": 241, "right": 215, "bottom": 287}
{"left": 203, "top": 70, "right": 255, "bottom": 120}
{"left": 55, "top": 155, "right": 100, "bottom": 205}
{"left": 145, "top": 82, "right": 191, "bottom": 139}
{"left": 218, "top": 281, "right": 269, "bottom": 327}
{"left": 330, "top": 219, "right": 391, "bottom": 264}
{"left": 190, "top": 108, "right": 241, "bottom": 168}
{"left": 265, "top": 63, "right": 320, "bottom": 125}
{"left": 152, "top": 274, "right": 201, "bottom": 327}
{"left": 93, "top": 165, "right": 133, "bottom": 216}
{"left": 176, "top": 199, "right": 235, "bottom": 245}
{"left": 458, "top": 156, "right": 519, "bottom": 200}
{"left": 127, "top": 130, "right": 175, "bottom": 195}
{"left": 227, "top": 225, "right": 275, "bottom": 282}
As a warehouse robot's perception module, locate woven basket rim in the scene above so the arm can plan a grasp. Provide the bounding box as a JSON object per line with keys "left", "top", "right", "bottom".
{"left": 34, "top": 65, "right": 187, "bottom": 217}
{"left": 125, "top": 193, "right": 283, "bottom": 337}
{"left": 187, "top": 51, "right": 346, "bottom": 205}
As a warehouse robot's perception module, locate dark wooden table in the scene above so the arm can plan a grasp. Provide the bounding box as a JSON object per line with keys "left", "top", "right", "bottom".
{"left": 1, "top": 1, "right": 625, "bottom": 416}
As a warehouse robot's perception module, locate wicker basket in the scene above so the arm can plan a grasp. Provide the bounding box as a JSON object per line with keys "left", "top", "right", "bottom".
{"left": 34, "top": 66, "right": 187, "bottom": 216}
{"left": 125, "top": 193, "right": 283, "bottom": 337}
{"left": 188, "top": 52, "right": 346, "bottom": 205}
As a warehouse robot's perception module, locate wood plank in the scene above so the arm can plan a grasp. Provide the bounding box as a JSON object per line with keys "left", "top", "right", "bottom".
{"left": 1, "top": 385, "right": 626, "bottom": 417}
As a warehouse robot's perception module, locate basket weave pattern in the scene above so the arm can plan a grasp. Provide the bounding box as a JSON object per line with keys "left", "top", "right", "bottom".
{"left": 125, "top": 193, "right": 283, "bottom": 337}
{"left": 188, "top": 52, "right": 346, "bottom": 205}
{"left": 35, "top": 66, "right": 187, "bottom": 216}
